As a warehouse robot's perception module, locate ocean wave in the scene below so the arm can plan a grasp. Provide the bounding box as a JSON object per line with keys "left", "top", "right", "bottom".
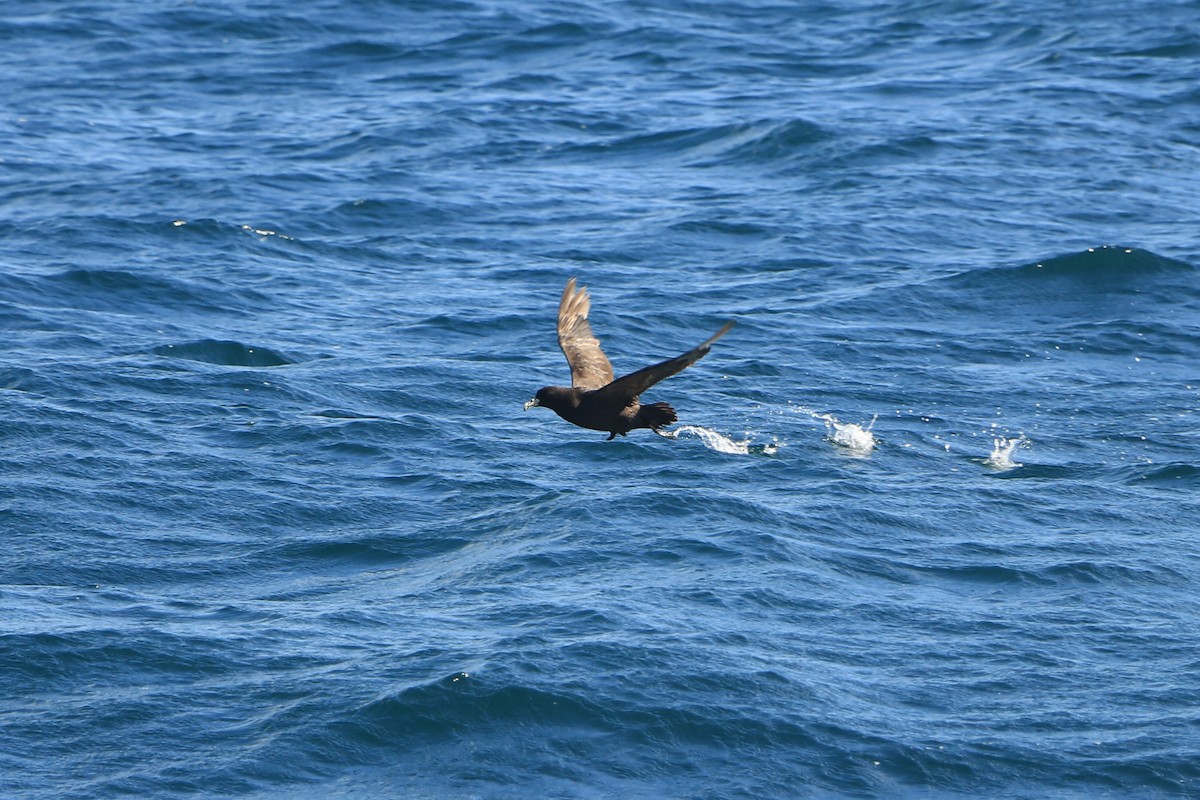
{"left": 1121, "top": 462, "right": 1200, "bottom": 489}
{"left": 930, "top": 246, "right": 1195, "bottom": 298}
{"left": 151, "top": 340, "right": 295, "bottom": 367}
{"left": 820, "top": 246, "right": 1199, "bottom": 332}
{"left": 558, "top": 117, "right": 828, "bottom": 168}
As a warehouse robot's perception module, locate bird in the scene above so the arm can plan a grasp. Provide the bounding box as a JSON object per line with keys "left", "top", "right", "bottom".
{"left": 523, "top": 277, "right": 734, "bottom": 440}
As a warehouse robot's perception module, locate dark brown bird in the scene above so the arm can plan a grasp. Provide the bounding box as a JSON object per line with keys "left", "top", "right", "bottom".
{"left": 524, "top": 278, "right": 734, "bottom": 440}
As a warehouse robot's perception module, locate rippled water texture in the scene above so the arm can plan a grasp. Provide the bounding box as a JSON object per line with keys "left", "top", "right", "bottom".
{"left": 2, "top": 1, "right": 1199, "bottom": 798}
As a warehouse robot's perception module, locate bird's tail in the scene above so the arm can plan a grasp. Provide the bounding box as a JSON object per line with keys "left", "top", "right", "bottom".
{"left": 639, "top": 402, "right": 677, "bottom": 430}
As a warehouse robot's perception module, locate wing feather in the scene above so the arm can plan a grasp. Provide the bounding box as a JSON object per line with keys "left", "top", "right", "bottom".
{"left": 557, "top": 277, "right": 615, "bottom": 390}
{"left": 596, "top": 321, "right": 734, "bottom": 402}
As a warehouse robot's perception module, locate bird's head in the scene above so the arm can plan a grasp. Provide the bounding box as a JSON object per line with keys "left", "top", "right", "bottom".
{"left": 523, "top": 386, "right": 571, "bottom": 412}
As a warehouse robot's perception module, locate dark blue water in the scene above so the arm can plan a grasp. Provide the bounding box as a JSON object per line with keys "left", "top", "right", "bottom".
{"left": 3, "top": 1, "right": 1199, "bottom": 797}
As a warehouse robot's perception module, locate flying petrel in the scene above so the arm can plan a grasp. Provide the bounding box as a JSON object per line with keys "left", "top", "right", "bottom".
{"left": 523, "top": 278, "right": 733, "bottom": 440}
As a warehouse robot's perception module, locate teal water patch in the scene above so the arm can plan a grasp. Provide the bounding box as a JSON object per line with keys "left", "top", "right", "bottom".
{"left": 151, "top": 340, "right": 295, "bottom": 367}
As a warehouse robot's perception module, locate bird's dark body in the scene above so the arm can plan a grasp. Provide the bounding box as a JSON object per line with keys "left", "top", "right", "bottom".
{"left": 530, "top": 386, "right": 678, "bottom": 439}
{"left": 524, "top": 278, "right": 732, "bottom": 440}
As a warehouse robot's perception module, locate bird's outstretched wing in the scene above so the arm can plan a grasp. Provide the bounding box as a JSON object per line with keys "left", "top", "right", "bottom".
{"left": 557, "top": 277, "right": 615, "bottom": 390}
{"left": 595, "top": 320, "right": 734, "bottom": 402}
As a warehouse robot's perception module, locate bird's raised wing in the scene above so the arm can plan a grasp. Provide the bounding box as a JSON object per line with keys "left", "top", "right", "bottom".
{"left": 557, "top": 277, "right": 615, "bottom": 390}
{"left": 595, "top": 321, "right": 734, "bottom": 402}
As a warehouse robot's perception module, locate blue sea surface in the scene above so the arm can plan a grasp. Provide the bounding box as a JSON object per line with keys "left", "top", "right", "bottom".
{"left": 3, "top": 1, "right": 1199, "bottom": 797}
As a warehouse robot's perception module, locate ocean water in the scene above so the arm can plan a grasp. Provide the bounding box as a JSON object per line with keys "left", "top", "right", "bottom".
{"left": 2, "top": 1, "right": 1199, "bottom": 797}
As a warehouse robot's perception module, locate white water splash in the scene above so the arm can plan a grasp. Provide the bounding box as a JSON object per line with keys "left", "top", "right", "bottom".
{"left": 818, "top": 413, "right": 878, "bottom": 456}
{"left": 792, "top": 406, "right": 878, "bottom": 456}
{"left": 667, "top": 422, "right": 787, "bottom": 453}
{"left": 667, "top": 425, "right": 748, "bottom": 454}
{"left": 985, "top": 435, "right": 1029, "bottom": 470}
{"left": 826, "top": 415, "right": 877, "bottom": 455}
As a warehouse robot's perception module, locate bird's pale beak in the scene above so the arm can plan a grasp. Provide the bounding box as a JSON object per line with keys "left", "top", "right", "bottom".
{"left": 523, "top": 397, "right": 540, "bottom": 411}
